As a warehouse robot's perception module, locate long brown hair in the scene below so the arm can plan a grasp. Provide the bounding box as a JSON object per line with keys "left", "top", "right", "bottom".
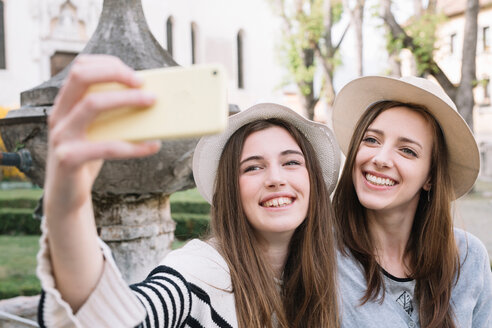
{"left": 333, "top": 101, "right": 460, "bottom": 328}
{"left": 211, "top": 119, "right": 339, "bottom": 328}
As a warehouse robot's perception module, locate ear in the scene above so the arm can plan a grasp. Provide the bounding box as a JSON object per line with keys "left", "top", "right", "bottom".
{"left": 422, "top": 176, "right": 432, "bottom": 191}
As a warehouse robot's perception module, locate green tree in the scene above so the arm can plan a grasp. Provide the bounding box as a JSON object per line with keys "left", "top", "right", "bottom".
{"left": 269, "top": 0, "right": 349, "bottom": 119}
{"left": 381, "top": 0, "right": 479, "bottom": 130}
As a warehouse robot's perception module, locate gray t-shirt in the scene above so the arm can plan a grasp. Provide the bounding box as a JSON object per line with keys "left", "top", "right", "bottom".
{"left": 337, "top": 229, "right": 492, "bottom": 328}
{"left": 382, "top": 269, "right": 416, "bottom": 317}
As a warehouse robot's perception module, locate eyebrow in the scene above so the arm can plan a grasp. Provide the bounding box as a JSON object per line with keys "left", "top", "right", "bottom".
{"left": 239, "top": 149, "right": 304, "bottom": 166}
{"left": 366, "top": 128, "right": 423, "bottom": 149}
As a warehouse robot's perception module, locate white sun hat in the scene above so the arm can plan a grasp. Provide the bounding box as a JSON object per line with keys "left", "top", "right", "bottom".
{"left": 332, "top": 75, "right": 480, "bottom": 199}
{"left": 193, "top": 103, "right": 341, "bottom": 204}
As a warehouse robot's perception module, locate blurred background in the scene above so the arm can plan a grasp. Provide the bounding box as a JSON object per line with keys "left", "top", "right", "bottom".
{"left": 0, "top": 0, "right": 490, "bottom": 325}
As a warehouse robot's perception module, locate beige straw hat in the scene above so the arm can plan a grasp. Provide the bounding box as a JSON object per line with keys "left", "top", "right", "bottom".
{"left": 193, "top": 103, "right": 341, "bottom": 204}
{"left": 332, "top": 75, "right": 480, "bottom": 199}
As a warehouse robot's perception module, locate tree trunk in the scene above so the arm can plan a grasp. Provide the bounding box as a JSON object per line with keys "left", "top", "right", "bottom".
{"left": 300, "top": 48, "right": 318, "bottom": 120}
{"left": 456, "top": 0, "right": 479, "bottom": 131}
{"left": 344, "top": 0, "right": 365, "bottom": 76}
{"left": 302, "top": 93, "right": 318, "bottom": 120}
{"left": 388, "top": 51, "right": 402, "bottom": 77}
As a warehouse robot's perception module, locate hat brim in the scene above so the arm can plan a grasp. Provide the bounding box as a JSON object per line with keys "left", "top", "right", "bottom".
{"left": 332, "top": 76, "right": 480, "bottom": 199}
{"left": 193, "top": 103, "right": 341, "bottom": 204}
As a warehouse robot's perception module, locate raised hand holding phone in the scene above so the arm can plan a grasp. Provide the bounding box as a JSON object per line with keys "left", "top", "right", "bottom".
{"left": 44, "top": 55, "right": 163, "bottom": 311}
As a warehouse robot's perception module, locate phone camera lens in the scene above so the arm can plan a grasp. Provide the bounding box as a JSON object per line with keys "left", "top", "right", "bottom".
{"left": 212, "top": 70, "right": 218, "bottom": 75}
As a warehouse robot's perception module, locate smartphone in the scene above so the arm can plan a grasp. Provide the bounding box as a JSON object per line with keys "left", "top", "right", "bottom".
{"left": 86, "top": 64, "right": 228, "bottom": 142}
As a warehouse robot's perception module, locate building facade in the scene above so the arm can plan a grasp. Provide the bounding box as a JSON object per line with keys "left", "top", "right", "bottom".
{"left": 0, "top": 0, "right": 292, "bottom": 113}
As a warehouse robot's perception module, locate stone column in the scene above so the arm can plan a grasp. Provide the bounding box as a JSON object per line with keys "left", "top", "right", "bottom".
{"left": 94, "top": 194, "right": 175, "bottom": 283}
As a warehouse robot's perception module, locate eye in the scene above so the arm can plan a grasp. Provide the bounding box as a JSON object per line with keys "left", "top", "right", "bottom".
{"left": 401, "top": 147, "right": 418, "bottom": 157}
{"left": 362, "top": 136, "right": 378, "bottom": 144}
{"left": 284, "top": 160, "right": 302, "bottom": 166}
{"left": 243, "top": 165, "right": 261, "bottom": 173}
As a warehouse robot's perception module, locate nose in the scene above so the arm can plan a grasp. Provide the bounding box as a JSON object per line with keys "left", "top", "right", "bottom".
{"left": 264, "top": 166, "right": 286, "bottom": 188}
{"left": 372, "top": 146, "right": 393, "bottom": 169}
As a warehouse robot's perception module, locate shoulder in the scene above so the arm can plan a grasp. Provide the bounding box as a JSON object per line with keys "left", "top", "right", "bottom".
{"left": 453, "top": 228, "right": 491, "bottom": 284}
{"left": 336, "top": 248, "right": 368, "bottom": 290}
{"left": 454, "top": 228, "right": 490, "bottom": 266}
{"left": 451, "top": 229, "right": 492, "bottom": 327}
{"left": 160, "top": 239, "right": 231, "bottom": 290}
{"left": 162, "top": 239, "right": 227, "bottom": 268}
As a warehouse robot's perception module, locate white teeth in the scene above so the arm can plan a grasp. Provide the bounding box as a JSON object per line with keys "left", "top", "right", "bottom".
{"left": 262, "top": 197, "right": 293, "bottom": 207}
{"left": 365, "top": 173, "right": 395, "bottom": 186}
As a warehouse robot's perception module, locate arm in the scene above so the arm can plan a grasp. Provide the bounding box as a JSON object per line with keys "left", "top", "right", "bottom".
{"left": 42, "top": 54, "right": 160, "bottom": 312}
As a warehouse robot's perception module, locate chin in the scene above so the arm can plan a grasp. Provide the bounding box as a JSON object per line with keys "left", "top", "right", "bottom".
{"left": 357, "top": 197, "right": 389, "bottom": 211}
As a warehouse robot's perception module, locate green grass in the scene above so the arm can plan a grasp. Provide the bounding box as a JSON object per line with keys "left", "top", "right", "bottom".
{"left": 0, "top": 187, "right": 207, "bottom": 299}
{"left": 0, "top": 188, "right": 43, "bottom": 200}
{"left": 0, "top": 235, "right": 41, "bottom": 299}
{"left": 170, "top": 188, "right": 207, "bottom": 202}
{"left": 171, "top": 239, "right": 188, "bottom": 250}
{"left": 0, "top": 236, "right": 190, "bottom": 300}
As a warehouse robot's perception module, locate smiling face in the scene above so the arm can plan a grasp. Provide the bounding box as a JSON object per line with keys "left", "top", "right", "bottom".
{"left": 239, "top": 125, "right": 310, "bottom": 242}
{"left": 352, "top": 106, "right": 433, "bottom": 217}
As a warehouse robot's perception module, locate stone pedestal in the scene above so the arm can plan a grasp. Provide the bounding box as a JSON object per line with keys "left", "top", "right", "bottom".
{"left": 93, "top": 194, "right": 176, "bottom": 283}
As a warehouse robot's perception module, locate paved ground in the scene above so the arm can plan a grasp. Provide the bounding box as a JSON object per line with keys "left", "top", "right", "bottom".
{"left": 455, "top": 179, "right": 492, "bottom": 261}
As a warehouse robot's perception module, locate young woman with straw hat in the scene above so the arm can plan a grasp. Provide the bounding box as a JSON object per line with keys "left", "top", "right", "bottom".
{"left": 332, "top": 76, "right": 492, "bottom": 327}
{"left": 37, "top": 55, "right": 341, "bottom": 327}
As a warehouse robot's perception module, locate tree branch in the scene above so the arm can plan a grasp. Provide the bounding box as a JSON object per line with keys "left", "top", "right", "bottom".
{"left": 381, "top": 0, "right": 457, "bottom": 99}
{"left": 334, "top": 23, "right": 350, "bottom": 52}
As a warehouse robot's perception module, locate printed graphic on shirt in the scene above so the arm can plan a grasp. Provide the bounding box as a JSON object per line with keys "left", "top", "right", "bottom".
{"left": 396, "top": 291, "right": 413, "bottom": 316}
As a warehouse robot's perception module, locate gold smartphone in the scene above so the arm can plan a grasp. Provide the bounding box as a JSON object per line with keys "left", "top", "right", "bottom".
{"left": 86, "top": 64, "right": 228, "bottom": 142}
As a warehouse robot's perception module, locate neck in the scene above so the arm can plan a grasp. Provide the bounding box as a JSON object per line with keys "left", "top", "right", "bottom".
{"left": 366, "top": 208, "right": 416, "bottom": 278}
{"left": 257, "top": 231, "right": 292, "bottom": 279}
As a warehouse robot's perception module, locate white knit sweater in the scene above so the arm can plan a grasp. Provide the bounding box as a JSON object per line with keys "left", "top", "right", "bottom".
{"left": 37, "top": 219, "right": 237, "bottom": 328}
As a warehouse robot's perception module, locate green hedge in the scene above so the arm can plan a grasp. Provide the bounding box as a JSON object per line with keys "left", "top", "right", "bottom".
{"left": 0, "top": 198, "right": 207, "bottom": 214}
{"left": 0, "top": 208, "right": 40, "bottom": 235}
{"left": 0, "top": 188, "right": 211, "bottom": 239}
{"left": 0, "top": 208, "right": 210, "bottom": 239}
{"left": 173, "top": 213, "right": 210, "bottom": 240}
{"left": 171, "top": 201, "right": 210, "bottom": 214}
{"left": 0, "top": 198, "right": 38, "bottom": 209}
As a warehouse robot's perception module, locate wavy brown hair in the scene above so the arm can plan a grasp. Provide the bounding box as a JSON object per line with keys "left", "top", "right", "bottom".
{"left": 333, "top": 101, "right": 460, "bottom": 328}
{"left": 211, "top": 119, "right": 339, "bottom": 328}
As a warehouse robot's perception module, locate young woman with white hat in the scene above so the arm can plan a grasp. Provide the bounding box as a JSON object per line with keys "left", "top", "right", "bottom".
{"left": 37, "top": 55, "right": 341, "bottom": 327}
{"left": 332, "top": 76, "right": 492, "bottom": 327}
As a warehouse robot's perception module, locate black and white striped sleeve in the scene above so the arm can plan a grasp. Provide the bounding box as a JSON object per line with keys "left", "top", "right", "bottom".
{"left": 37, "top": 235, "right": 234, "bottom": 328}
{"left": 131, "top": 266, "right": 192, "bottom": 328}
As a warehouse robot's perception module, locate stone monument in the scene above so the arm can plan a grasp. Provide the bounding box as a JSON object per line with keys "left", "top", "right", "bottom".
{"left": 0, "top": 0, "right": 198, "bottom": 283}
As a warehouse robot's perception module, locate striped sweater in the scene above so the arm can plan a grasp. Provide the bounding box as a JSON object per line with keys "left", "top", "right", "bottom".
{"left": 37, "top": 224, "right": 238, "bottom": 327}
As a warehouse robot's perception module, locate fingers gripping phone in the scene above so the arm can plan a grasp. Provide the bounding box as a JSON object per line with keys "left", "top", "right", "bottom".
{"left": 86, "top": 64, "right": 228, "bottom": 142}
